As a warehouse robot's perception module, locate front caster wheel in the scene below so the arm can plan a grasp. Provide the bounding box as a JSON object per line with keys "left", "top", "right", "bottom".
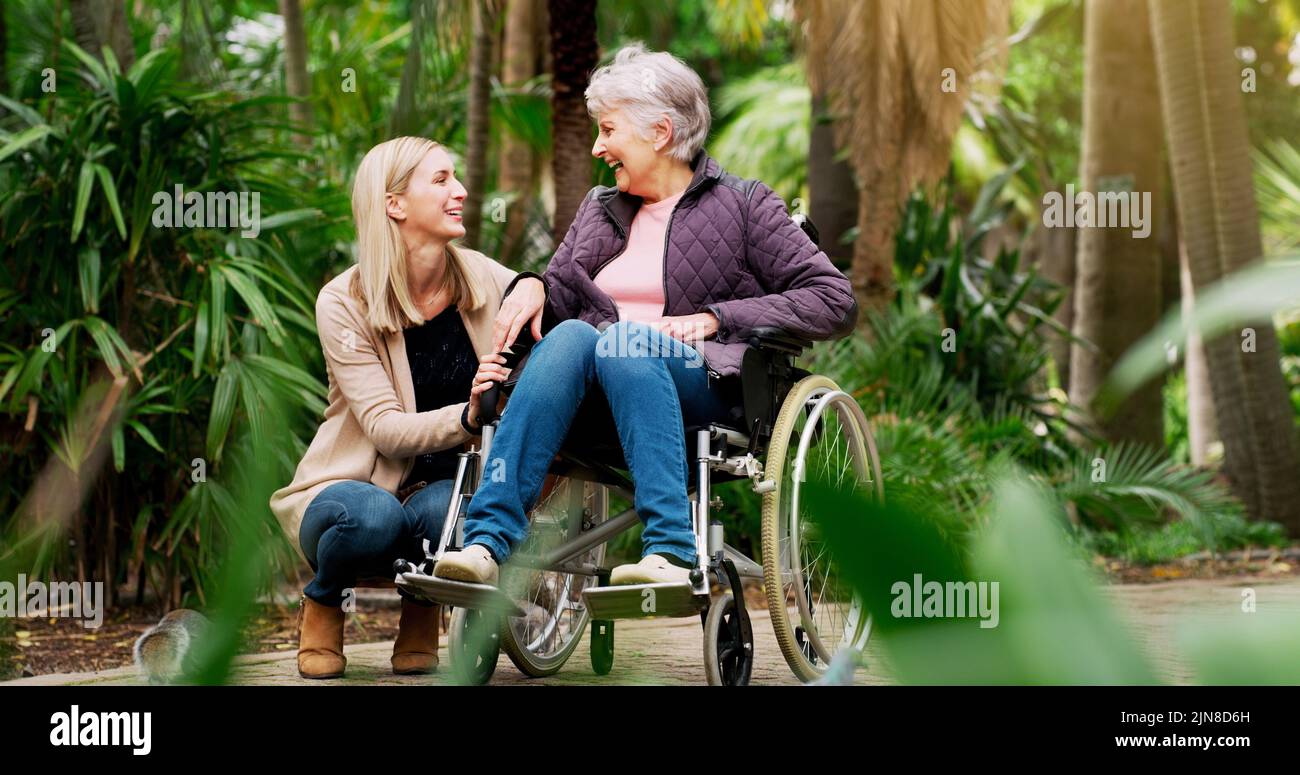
{"left": 704, "top": 592, "right": 753, "bottom": 686}
{"left": 447, "top": 607, "right": 500, "bottom": 685}
{"left": 590, "top": 619, "right": 614, "bottom": 675}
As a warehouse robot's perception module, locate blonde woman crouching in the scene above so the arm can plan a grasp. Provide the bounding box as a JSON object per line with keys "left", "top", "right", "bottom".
{"left": 270, "top": 137, "right": 543, "bottom": 678}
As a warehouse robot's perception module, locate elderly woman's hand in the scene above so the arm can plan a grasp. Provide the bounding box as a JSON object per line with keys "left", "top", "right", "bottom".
{"left": 492, "top": 277, "right": 546, "bottom": 354}
{"left": 654, "top": 312, "right": 719, "bottom": 343}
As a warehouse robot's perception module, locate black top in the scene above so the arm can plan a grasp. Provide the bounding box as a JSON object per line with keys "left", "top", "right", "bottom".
{"left": 400, "top": 304, "right": 477, "bottom": 490}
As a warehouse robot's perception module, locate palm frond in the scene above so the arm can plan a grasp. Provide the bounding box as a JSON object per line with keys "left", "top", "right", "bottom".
{"left": 1054, "top": 442, "right": 1244, "bottom": 545}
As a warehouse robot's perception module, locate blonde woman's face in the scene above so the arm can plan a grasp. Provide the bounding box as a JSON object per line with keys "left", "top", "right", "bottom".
{"left": 387, "top": 147, "right": 467, "bottom": 241}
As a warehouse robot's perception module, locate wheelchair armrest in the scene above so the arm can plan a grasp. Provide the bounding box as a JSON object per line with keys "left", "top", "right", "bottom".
{"left": 746, "top": 326, "right": 812, "bottom": 355}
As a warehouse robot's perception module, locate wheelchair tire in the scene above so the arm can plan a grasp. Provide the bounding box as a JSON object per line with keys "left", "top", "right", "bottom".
{"left": 499, "top": 477, "right": 608, "bottom": 677}
{"left": 760, "top": 375, "right": 883, "bottom": 683}
{"left": 448, "top": 606, "right": 501, "bottom": 685}
{"left": 704, "top": 592, "right": 753, "bottom": 686}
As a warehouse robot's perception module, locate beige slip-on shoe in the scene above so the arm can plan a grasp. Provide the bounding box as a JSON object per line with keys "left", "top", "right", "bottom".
{"left": 432, "top": 544, "right": 499, "bottom": 586}
{"left": 609, "top": 553, "right": 693, "bottom": 586}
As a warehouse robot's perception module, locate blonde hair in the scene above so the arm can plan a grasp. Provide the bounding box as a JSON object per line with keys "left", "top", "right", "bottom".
{"left": 349, "top": 136, "right": 484, "bottom": 334}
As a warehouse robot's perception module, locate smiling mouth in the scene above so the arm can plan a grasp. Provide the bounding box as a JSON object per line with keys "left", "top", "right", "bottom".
{"left": 445, "top": 207, "right": 463, "bottom": 219}
{"left": 607, "top": 159, "right": 623, "bottom": 172}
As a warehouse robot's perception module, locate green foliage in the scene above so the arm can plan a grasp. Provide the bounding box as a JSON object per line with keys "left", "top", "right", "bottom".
{"left": 711, "top": 63, "right": 809, "bottom": 204}
{"left": 805, "top": 470, "right": 1300, "bottom": 684}
{"left": 1102, "top": 256, "right": 1300, "bottom": 406}
{"left": 978, "top": 0, "right": 1084, "bottom": 190}
{"left": 800, "top": 175, "right": 1255, "bottom": 557}
{"left": 0, "top": 41, "right": 346, "bottom": 605}
{"left": 1255, "top": 138, "right": 1300, "bottom": 255}
{"left": 1162, "top": 371, "right": 1192, "bottom": 466}
{"left": 1053, "top": 443, "right": 1244, "bottom": 537}
{"left": 1081, "top": 515, "right": 1286, "bottom": 565}
{"left": 806, "top": 472, "right": 1159, "bottom": 683}
{"left": 892, "top": 171, "right": 1070, "bottom": 421}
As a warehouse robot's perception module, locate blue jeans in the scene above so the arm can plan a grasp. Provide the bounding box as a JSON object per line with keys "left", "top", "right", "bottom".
{"left": 464, "top": 319, "right": 737, "bottom": 566}
{"left": 300, "top": 479, "right": 455, "bottom": 606}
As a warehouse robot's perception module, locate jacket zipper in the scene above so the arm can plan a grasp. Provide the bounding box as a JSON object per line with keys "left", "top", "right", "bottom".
{"left": 657, "top": 171, "right": 713, "bottom": 318}
{"left": 594, "top": 173, "right": 721, "bottom": 378}
{"left": 591, "top": 208, "right": 627, "bottom": 324}
{"left": 657, "top": 198, "right": 719, "bottom": 379}
{"left": 662, "top": 180, "right": 723, "bottom": 379}
{"left": 659, "top": 200, "right": 676, "bottom": 319}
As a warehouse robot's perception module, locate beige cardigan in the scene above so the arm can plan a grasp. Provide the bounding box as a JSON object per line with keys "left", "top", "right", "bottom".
{"left": 270, "top": 247, "right": 518, "bottom": 564}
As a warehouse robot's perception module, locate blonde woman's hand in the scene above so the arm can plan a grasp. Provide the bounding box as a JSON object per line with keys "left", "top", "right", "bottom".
{"left": 492, "top": 278, "right": 546, "bottom": 354}
{"left": 466, "top": 353, "right": 510, "bottom": 428}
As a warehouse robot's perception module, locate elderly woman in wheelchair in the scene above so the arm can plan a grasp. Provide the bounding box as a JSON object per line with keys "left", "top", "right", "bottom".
{"left": 394, "top": 43, "right": 881, "bottom": 684}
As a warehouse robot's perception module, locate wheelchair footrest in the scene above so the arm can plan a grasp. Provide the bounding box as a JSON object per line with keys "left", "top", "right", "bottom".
{"left": 581, "top": 582, "right": 708, "bottom": 620}
{"left": 394, "top": 571, "right": 525, "bottom": 618}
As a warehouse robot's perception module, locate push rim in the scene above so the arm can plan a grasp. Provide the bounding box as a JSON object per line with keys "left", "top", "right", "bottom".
{"left": 762, "top": 375, "right": 882, "bottom": 682}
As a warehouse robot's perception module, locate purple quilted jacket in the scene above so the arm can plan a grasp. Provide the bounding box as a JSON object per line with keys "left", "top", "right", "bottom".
{"left": 536, "top": 151, "right": 858, "bottom": 377}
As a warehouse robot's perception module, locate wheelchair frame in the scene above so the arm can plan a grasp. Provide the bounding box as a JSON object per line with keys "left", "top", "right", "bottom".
{"left": 393, "top": 327, "right": 880, "bottom": 686}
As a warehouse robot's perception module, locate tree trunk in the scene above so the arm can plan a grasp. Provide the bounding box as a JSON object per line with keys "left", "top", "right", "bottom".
{"left": 1069, "top": 0, "right": 1165, "bottom": 447}
{"left": 1180, "top": 244, "right": 1219, "bottom": 465}
{"left": 391, "top": 0, "right": 427, "bottom": 138}
{"left": 462, "top": 1, "right": 498, "bottom": 249}
{"left": 68, "top": 0, "right": 133, "bottom": 68}
{"left": 807, "top": 93, "right": 858, "bottom": 270}
{"left": 178, "top": 0, "right": 222, "bottom": 83}
{"left": 1, "top": 0, "right": 9, "bottom": 96}
{"left": 279, "top": 0, "right": 312, "bottom": 146}
{"left": 548, "top": 0, "right": 598, "bottom": 243}
{"left": 497, "top": 0, "right": 544, "bottom": 264}
{"left": 106, "top": 0, "right": 131, "bottom": 69}
{"left": 1035, "top": 196, "right": 1076, "bottom": 391}
{"left": 849, "top": 101, "right": 903, "bottom": 317}
{"left": 1149, "top": 0, "right": 1300, "bottom": 531}
{"left": 1162, "top": 173, "right": 1219, "bottom": 465}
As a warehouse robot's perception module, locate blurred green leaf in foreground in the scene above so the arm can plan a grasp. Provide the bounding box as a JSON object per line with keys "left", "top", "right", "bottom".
{"left": 805, "top": 470, "right": 1300, "bottom": 684}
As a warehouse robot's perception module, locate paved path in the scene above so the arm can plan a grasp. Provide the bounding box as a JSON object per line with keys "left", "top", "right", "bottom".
{"left": 7, "top": 576, "right": 1298, "bottom": 686}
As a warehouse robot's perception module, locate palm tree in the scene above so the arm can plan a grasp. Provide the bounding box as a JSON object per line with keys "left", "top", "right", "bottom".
{"left": 1149, "top": 0, "right": 1300, "bottom": 531}
{"left": 69, "top": 0, "right": 134, "bottom": 68}
{"left": 1180, "top": 246, "right": 1219, "bottom": 465}
{"left": 278, "top": 0, "right": 312, "bottom": 145}
{"left": 801, "top": 0, "right": 1011, "bottom": 314}
{"left": 806, "top": 92, "right": 857, "bottom": 268}
{"left": 1068, "top": 0, "right": 1165, "bottom": 447}
{"left": 548, "top": 0, "right": 598, "bottom": 243}
{"left": 462, "top": 0, "right": 501, "bottom": 248}
{"left": 497, "top": 0, "right": 545, "bottom": 263}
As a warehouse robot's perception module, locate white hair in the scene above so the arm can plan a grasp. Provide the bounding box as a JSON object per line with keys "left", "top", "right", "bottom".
{"left": 584, "top": 43, "right": 711, "bottom": 163}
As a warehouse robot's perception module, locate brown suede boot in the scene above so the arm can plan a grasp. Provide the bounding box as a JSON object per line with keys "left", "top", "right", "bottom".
{"left": 297, "top": 594, "right": 346, "bottom": 679}
{"left": 391, "top": 599, "right": 441, "bottom": 675}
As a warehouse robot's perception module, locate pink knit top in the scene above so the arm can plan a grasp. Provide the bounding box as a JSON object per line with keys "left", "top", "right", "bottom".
{"left": 593, "top": 190, "right": 685, "bottom": 324}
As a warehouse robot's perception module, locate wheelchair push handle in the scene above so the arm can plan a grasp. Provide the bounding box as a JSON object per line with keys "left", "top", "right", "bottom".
{"left": 474, "top": 339, "right": 534, "bottom": 427}
{"left": 478, "top": 379, "right": 504, "bottom": 426}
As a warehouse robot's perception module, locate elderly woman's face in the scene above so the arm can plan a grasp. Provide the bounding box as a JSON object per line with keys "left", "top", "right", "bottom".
{"left": 591, "top": 107, "right": 660, "bottom": 196}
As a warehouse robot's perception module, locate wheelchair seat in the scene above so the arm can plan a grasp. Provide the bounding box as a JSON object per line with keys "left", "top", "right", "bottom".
{"left": 492, "top": 325, "right": 812, "bottom": 492}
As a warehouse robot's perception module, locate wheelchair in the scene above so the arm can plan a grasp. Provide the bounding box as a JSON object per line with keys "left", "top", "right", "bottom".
{"left": 393, "top": 219, "right": 883, "bottom": 686}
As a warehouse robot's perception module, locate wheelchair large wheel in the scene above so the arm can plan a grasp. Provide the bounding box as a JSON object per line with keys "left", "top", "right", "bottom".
{"left": 499, "top": 477, "right": 607, "bottom": 677}
{"left": 761, "top": 375, "right": 882, "bottom": 683}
